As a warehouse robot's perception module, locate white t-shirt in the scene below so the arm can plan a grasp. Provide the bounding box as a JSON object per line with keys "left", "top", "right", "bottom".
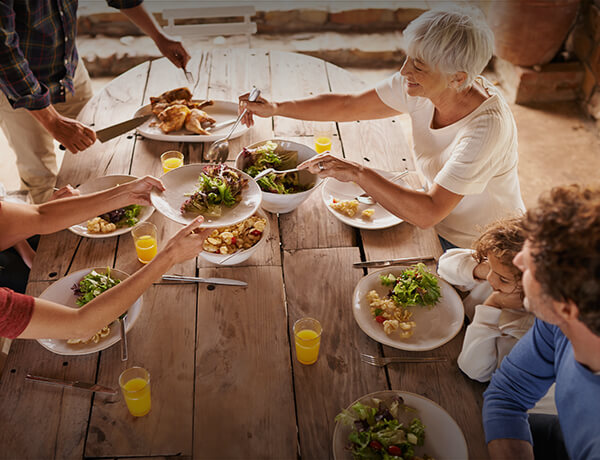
{"left": 376, "top": 74, "right": 525, "bottom": 248}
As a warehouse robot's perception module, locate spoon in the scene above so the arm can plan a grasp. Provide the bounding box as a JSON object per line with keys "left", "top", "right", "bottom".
{"left": 205, "top": 86, "right": 260, "bottom": 163}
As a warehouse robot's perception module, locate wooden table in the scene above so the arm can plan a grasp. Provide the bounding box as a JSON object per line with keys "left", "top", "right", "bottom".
{"left": 0, "top": 49, "right": 487, "bottom": 459}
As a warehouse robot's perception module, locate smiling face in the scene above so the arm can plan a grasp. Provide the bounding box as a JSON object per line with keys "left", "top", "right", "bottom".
{"left": 399, "top": 56, "right": 451, "bottom": 99}
{"left": 486, "top": 253, "right": 521, "bottom": 295}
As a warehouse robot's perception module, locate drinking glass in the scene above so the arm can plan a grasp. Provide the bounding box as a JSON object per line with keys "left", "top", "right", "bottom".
{"left": 313, "top": 123, "right": 333, "bottom": 154}
{"left": 160, "top": 150, "right": 184, "bottom": 173}
{"left": 293, "top": 317, "right": 322, "bottom": 365}
{"left": 119, "top": 367, "right": 151, "bottom": 417}
{"left": 131, "top": 222, "right": 158, "bottom": 264}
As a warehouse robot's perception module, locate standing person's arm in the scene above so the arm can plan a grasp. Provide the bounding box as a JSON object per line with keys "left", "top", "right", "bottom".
{"left": 0, "top": 3, "right": 95, "bottom": 152}
{"left": 112, "top": 2, "right": 190, "bottom": 70}
{"left": 483, "top": 320, "right": 557, "bottom": 459}
{"left": 0, "top": 176, "right": 164, "bottom": 250}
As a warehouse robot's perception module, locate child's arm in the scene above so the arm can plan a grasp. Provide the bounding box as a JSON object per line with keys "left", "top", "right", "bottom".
{"left": 438, "top": 248, "right": 488, "bottom": 290}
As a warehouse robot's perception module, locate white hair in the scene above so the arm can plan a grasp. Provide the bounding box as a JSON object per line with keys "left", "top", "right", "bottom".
{"left": 403, "top": 6, "right": 494, "bottom": 90}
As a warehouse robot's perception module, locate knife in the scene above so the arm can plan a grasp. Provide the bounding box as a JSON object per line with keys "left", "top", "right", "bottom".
{"left": 59, "top": 114, "right": 151, "bottom": 150}
{"left": 161, "top": 274, "right": 247, "bottom": 287}
{"left": 353, "top": 256, "right": 437, "bottom": 269}
{"left": 26, "top": 374, "right": 118, "bottom": 395}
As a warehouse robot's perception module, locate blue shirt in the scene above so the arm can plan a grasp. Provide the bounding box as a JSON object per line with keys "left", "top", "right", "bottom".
{"left": 483, "top": 319, "right": 600, "bottom": 460}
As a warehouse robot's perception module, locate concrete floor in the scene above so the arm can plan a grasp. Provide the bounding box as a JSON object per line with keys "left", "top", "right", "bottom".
{"left": 0, "top": 68, "right": 598, "bottom": 208}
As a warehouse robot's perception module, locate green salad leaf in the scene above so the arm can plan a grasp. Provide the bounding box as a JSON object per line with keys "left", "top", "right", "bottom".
{"left": 72, "top": 268, "right": 120, "bottom": 307}
{"left": 380, "top": 263, "right": 441, "bottom": 308}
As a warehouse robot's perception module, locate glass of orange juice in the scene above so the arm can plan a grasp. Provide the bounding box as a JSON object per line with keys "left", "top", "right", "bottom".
{"left": 119, "top": 367, "right": 151, "bottom": 417}
{"left": 131, "top": 222, "right": 158, "bottom": 264}
{"left": 313, "top": 123, "right": 333, "bottom": 154}
{"left": 160, "top": 150, "right": 184, "bottom": 174}
{"left": 293, "top": 317, "right": 322, "bottom": 365}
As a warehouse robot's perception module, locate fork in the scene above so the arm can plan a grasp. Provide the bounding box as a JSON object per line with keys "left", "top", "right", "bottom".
{"left": 360, "top": 353, "right": 447, "bottom": 367}
{"left": 356, "top": 170, "right": 410, "bottom": 205}
{"left": 253, "top": 167, "right": 300, "bottom": 181}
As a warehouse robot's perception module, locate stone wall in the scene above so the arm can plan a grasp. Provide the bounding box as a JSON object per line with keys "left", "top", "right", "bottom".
{"left": 565, "top": 0, "right": 600, "bottom": 121}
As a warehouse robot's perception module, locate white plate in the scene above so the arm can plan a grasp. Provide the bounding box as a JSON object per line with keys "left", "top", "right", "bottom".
{"left": 37, "top": 267, "right": 143, "bottom": 356}
{"left": 322, "top": 170, "right": 405, "bottom": 230}
{"left": 134, "top": 100, "right": 249, "bottom": 143}
{"left": 333, "top": 390, "right": 468, "bottom": 460}
{"left": 68, "top": 175, "right": 154, "bottom": 238}
{"left": 352, "top": 267, "right": 464, "bottom": 351}
{"left": 150, "top": 163, "right": 262, "bottom": 227}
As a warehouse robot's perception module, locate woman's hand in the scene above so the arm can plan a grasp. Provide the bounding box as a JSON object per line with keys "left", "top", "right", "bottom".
{"left": 238, "top": 93, "right": 277, "bottom": 127}
{"left": 298, "top": 153, "right": 362, "bottom": 183}
{"left": 120, "top": 176, "right": 165, "bottom": 206}
{"left": 161, "top": 216, "right": 212, "bottom": 266}
{"left": 484, "top": 290, "right": 523, "bottom": 311}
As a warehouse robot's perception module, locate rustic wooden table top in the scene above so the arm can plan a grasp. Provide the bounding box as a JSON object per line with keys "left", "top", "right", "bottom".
{"left": 0, "top": 49, "right": 487, "bottom": 460}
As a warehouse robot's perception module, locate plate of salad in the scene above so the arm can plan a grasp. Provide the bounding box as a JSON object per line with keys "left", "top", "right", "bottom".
{"left": 352, "top": 265, "right": 463, "bottom": 351}
{"left": 68, "top": 175, "right": 154, "bottom": 238}
{"left": 37, "top": 267, "right": 143, "bottom": 356}
{"left": 150, "top": 163, "right": 261, "bottom": 227}
{"left": 333, "top": 390, "right": 467, "bottom": 460}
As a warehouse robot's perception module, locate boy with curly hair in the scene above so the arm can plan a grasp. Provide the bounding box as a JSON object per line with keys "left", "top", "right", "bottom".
{"left": 483, "top": 184, "right": 600, "bottom": 460}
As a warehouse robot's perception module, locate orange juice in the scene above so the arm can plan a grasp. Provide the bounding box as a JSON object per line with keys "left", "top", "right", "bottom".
{"left": 162, "top": 156, "right": 183, "bottom": 173}
{"left": 121, "top": 376, "right": 151, "bottom": 416}
{"left": 295, "top": 328, "right": 321, "bottom": 365}
{"left": 135, "top": 235, "right": 157, "bottom": 264}
{"left": 315, "top": 136, "right": 332, "bottom": 154}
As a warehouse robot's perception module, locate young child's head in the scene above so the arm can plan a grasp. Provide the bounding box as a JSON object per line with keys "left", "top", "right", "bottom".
{"left": 473, "top": 216, "right": 527, "bottom": 295}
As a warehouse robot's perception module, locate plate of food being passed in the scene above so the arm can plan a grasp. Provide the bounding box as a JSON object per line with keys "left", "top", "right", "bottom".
{"left": 37, "top": 267, "right": 143, "bottom": 356}
{"left": 150, "top": 163, "right": 262, "bottom": 227}
{"left": 68, "top": 175, "right": 154, "bottom": 238}
{"left": 352, "top": 264, "right": 464, "bottom": 351}
{"left": 322, "top": 169, "right": 407, "bottom": 230}
{"left": 333, "top": 390, "right": 468, "bottom": 460}
{"left": 134, "top": 87, "right": 249, "bottom": 143}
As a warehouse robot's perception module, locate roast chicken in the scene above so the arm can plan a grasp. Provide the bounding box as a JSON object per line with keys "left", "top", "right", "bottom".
{"left": 149, "top": 87, "right": 215, "bottom": 134}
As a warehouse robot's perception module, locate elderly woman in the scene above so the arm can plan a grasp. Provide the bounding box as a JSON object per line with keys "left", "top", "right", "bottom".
{"left": 240, "top": 7, "right": 525, "bottom": 249}
{"left": 0, "top": 176, "right": 211, "bottom": 340}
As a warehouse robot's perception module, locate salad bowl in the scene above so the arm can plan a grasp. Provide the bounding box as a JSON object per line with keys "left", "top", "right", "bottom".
{"left": 235, "top": 139, "right": 323, "bottom": 214}
{"left": 332, "top": 390, "right": 468, "bottom": 460}
{"left": 37, "top": 267, "right": 143, "bottom": 356}
{"left": 68, "top": 175, "right": 154, "bottom": 238}
{"left": 150, "top": 163, "right": 262, "bottom": 227}
{"left": 352, "top": 266, "right": 464, "bottom": 351}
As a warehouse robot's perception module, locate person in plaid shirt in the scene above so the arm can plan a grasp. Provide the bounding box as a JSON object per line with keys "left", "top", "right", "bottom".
{"left": 0, "top": 1, "right": 191, "bottom": 203}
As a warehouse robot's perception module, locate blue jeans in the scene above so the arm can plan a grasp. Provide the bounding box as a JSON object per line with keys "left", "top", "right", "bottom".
{"left": 438, "top": 235, "right": 459, "bottom": 252}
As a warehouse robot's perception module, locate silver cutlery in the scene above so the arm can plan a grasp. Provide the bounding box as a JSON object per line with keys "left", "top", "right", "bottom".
{"left": 161, "top": 274, "right": 247, "bottom": 287}
{"left": 360, "top": 353, "right": 447, "bottom": 367}
{"left": 206, "top": 118, "right": 237, "bottom": 132}
{"left": 119, "top": 315, "right": 128, "bottom": 362}
{"left": 353, "top": 256, "right": 437, "bottom": 269}
{"left": 356, "top": 170, "right": 410, "bottom": 205}
{"left": 183, "top": 67, "right": 194, "bottom": 84}
{"left": 253, "top": 167, "right": 301, "bottom": 181}
{"left": 26, "top": 374, "right": 118, "bottom": 395}
{"left": 205, "top": 86, "right": 260, "bottom": 163}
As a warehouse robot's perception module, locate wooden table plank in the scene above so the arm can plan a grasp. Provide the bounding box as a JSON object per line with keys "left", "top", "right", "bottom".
{"left": 193, "top": 266, "right": 297, "bottom": 458}
{"left": 0, "top": 282, "right": 99, "bottom": 460}
{"left": 270, "top": 51, "right": 333, "bottom": 137}
{"left": 283, "top": 247, "right": 389, "bottom": 459}
{"left": 85, "top": 284, "right": 198, "bottom": 457}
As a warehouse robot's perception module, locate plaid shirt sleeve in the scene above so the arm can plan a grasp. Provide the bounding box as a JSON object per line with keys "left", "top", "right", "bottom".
{"left": 107, "top": 0, "right": 145, "bottom": 10}
{"left": 0, "top": 2, "right": 51, "bottom": 110}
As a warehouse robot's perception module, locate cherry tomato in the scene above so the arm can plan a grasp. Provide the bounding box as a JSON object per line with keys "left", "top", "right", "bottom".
{"left": 375, "top": 315, "right": 386, "bottom": 323}
{"left": 250, "top": 230, "right": 262, "bottom": 236}
{"left": 332, "top": 198, "right": 338, "bottom": 203}
{"left": 231, "top": 236, "right": 237, "bottom": 244}
{"left": 369, "top": 440, "right": 383, "bottom": 451}
{"left": 388, "top": 445, "right": 403, "bottom": 456}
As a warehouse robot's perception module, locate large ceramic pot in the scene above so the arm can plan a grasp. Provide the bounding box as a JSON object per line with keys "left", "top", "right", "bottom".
{"left": 487, "top": 0, "right": 581, "bottom": 67}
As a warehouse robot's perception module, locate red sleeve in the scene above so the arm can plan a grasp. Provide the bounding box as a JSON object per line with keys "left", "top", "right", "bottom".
{"left": 0, "top": 287, "right": 34, "bottom": 339}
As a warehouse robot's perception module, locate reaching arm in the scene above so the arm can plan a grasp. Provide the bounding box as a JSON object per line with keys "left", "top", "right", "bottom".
{"left": 18, "top": 217, "right": 211, "bottom": 339}
{"left": 239, "top": 88, "right": 401, "bottom": 126}
{"left": 488, "top": 439, "right": 534, "bottom": 460}
{"left": 116, "top": 3, "right": 190, "bottom": 70}
{"left": 0, "top": 176, "right": 164, "bottom": 250}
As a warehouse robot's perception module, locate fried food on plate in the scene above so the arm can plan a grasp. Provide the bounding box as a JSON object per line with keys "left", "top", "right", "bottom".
{"left": 185, "top": 108, "right": 217, "bottom": 135}
{"left": 149, "top": 87, "right": 215, "bottom": 134}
